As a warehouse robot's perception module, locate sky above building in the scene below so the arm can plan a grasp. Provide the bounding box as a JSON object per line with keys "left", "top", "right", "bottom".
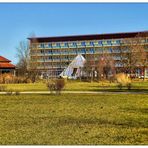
{"left": 0, "top": 3, "right": 148, "bottom": 64}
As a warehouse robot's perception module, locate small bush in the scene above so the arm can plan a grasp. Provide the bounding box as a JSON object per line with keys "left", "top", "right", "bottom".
{"left": 0, "top": 74, "right": 14, "bottom": 84}
{"left": 116, "top": 73, "right": 132, "bottom": 90}
{"left": 13, "top": 76, "right": 32, "bottom": 84}
{"left": 55, "top": 79, "right": 65, "bottom": 94}
{"left": 47, "top": 80, "right": 56, "bottom": 94}
{"left": 47, "top": 79, "right": 65, "bottom": 95}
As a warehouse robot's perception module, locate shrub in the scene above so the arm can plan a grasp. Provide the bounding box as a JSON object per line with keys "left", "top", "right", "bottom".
{"left": 55, "top": 79, "right": 65, "bottom": 95}
{"left": 13, "top": 76, "right": 32, "bottom": 84}
{"left": 47, "top": 79, "right": 65, "bottom": 95}
{"left": 47, "top": 80, "right": 56, "bottom": 94}
{"left": 116, "top": 73, "right": 132, "bottom": 90}
{"left": 0, "top": 74, "right": 14, "bottom": 84}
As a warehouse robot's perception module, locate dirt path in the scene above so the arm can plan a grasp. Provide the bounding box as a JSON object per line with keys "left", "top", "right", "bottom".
{"left": 0, "top": 91, "right": 148, "bottom": 95}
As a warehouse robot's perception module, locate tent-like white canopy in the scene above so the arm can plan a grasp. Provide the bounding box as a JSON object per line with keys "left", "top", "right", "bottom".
{"left": 59, "top": 54, "right": 86, "bottom": 79}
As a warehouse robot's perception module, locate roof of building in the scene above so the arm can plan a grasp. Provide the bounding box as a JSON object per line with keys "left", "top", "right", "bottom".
{"left": 28, "top": 31, "right": 148, "bottom": 43}
{"left": 0, "top": 63, "right": 15, "bottom": 69}
{"left": 0, "top": 56, "right": 15, "bottom": 69}
{"left": 0, "top": 56, "right": 11, "bottom": 62}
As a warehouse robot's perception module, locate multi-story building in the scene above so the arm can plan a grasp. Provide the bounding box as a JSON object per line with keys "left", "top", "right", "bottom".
{"left": 28, "top": 31, "right": 148, "bottom": 78}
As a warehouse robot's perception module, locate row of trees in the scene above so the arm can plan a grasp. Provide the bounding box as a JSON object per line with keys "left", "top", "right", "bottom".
{"left": 83, "top": 53, "right": 115, "bottom": 81}
{"left": 83, "top": 32, "right": 148, "bottom": 81}
{"left": 123, "top": 32, "right": 147, "bottom": 76}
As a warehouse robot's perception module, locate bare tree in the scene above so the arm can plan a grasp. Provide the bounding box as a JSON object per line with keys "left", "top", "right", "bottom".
{"left": 122, "top": 32, "right": 148, "bottom": 78}
{"left": 16, "top": 33, "right": 41, "bottom": 82}
{"left": 83, "top": 54, "right": 96, "bottom": 82}
{"left": 28, "top": 34, "right": 41, "bottom": 82}
{"left": 16, "top": 41, "right": 30, "bottom": 76}
{"left": 97, "top": 53, "right": 115, "bottom": 81}
{"left": 97, "top": 56, "right": 105, "bottom": 80}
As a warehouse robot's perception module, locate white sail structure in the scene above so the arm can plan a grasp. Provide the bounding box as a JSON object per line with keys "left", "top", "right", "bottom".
{"left": 59, "top": 54, "right": 86, "bottom": 79}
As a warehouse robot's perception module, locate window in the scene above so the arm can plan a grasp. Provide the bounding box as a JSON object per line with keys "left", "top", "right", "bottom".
{"left": 69, "top": 49, "right": 76, "bottom": 54}
{"left": 102, "top": 41, "right": 107, "bottom": 45}
{"left": 38, "top": 44, "right": 41, "bottom": 48}
{"left": 74, "top": 49, "right": 77, "bottom": 54}
{"left": 81, "top": 42, "right": 86, "bottom": 46}
{"left": 48, "top": 43, "right": 52, "bottom": 48}
{"left": 85, "top": 42, "right": 90, "bottom": 47}
{"left": 99, "top": 48, "right": 103, "bottom": 53}
{"left": 56, "top": 43, "right": 60, "bottom": 47}
{"left": 48, "top": 50, "right": 52, "bottom": 54}
{"left": 40, "top": 50, "right": 44, "bottom": 54}
{"left": 90, "top": 41, "right": 94, "bottom": 46}
{"left": 40, "top": 43, "right": 44, "bottom": 48}
{"left": 141, "top": 39, "right": 146, "bottom": 43}
{"left": 109, "top": 48, "right": 113, "bottom": 53}
{"left": 90, "top": 48, "right": 94, "bottom": 54}
{"left": 115, "top": 62, "right": 123, "bottom": 67}
{"left": 68, "top": 42, "right": 76, "bottom": 48}
{"left": 73, "top": 42, "right": 77, "bottom": 46}
{"left": 81, "top": 48, "right": 86, "bottom": 54}
{"left": 107, "top": 40, "right": 112, "bottom": 45}
{"left": 98, "top": 41, "right": 102, "bottom": 45}
{"left": 113, "top": 56, "right": 121, "bottom": 60}
{"left": 77, "top": 42, "right": 82, "bottom": 47}
{"left": 64, "top": 43, "right": 68, "bottom": 47}
{"left": 64, "top": 56, "right": 69, "bottom": 60}
{"left": 44, "top": 43, "right": 48, "bottom": 48}
{"left": 116, "top": 40, "right": 121, "bottom": 44}
{"left": 53, "top": 50, "right": 59, "bottom": 54}
{"left": 77, "top": 49, "right": 81, "bottom": 54}
{"left": 52, "top": 43, "right": 58, "bottom": 48}
{"left": 62, "top": 50, "right": 68, "bottom": 54}
{"left": 86, "top": 49, "right": 90, "bottom": 53}
{"left": 48, "top": 56, "right": 52, "bottom": 60}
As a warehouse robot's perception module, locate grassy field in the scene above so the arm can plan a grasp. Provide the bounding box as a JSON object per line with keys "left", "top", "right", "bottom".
{"left": 1, "top": 79, "right": 148, "bottom": 92}
{"left": 0, "top": 93, "right": 148, "bottom": 145}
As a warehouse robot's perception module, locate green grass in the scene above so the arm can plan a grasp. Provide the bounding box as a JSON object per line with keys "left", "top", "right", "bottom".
{"left": 1, "top": 79, "right": 148, "bottom": 92}
{"left": 0, "top": 94, "right": 148, "bottom": 145}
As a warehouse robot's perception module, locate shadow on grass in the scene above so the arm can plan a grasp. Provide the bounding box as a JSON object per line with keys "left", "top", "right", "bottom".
{"left": 122, "top": 107, "right": 148, "bottom": 114}
{"left": 97, "top": 89, "right": 148, "bottom": 93}
{"left": 75, "top": 85, "right": 148, "bottom": 93}
{"left": 66, "top": 88, "right": 148, "bottom": 93}
{"left": 58, "top": 116, "right": 148, "bottom": 128}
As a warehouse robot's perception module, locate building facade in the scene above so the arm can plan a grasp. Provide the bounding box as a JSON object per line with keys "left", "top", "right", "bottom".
{"left": 0, "top": 56, "right": 15, "bottom": 75}
{"left": 28, "top": 31, "right": 148, "bottom": 78}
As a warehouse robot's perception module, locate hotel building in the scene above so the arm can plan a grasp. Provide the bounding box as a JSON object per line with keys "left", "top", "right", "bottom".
{"left": 28, "top": 31, "right": 148, "bottom": 78}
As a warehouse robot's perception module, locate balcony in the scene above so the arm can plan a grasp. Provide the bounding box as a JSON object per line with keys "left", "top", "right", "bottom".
{"left": 113, "top": 56, "right": 122, "bottom": 60}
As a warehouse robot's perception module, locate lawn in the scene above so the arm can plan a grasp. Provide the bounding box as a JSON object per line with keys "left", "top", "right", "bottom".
{"left": 1, "top": 79, "right": 148, "bottom": 92}
{"left": 0, "top": 94, "right": 148, "bottom": 145}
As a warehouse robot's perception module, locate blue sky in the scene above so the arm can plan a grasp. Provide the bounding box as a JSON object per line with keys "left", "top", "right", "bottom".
{"left": 0, "top": 3, "right": 148, "bottom": 64}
